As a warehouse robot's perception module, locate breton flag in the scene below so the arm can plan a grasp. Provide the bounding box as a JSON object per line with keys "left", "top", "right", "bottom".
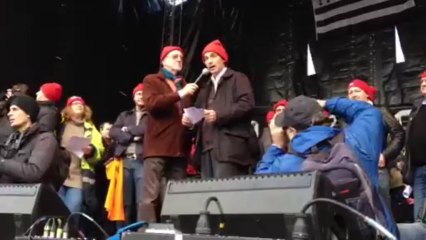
{"left": 312, "top": 0, "right": 416, "bottom": 36}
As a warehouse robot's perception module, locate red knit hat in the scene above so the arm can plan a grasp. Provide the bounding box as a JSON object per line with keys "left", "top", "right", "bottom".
{"left": 420, "top": 70, "right": 426, "bottom": 80}
{"left": 160, "top": 46, "right": 184, "bottom": 61}
{"left": 273, "top": 100, "right": 288, "bottom": 112}
{"left": 202, "top": 40, "right": 229, "bottom": 63}
{"left": 41, "top": 82, "right": 63, "bottom": 102}
{"left": 133, "top": 83, "right": 144, "bottom": 96}
{"left": 348, "top": 79, "right": 377, "bottom": 102}
{"left": 67, "top": 96, "right": 85, "bottom": 106}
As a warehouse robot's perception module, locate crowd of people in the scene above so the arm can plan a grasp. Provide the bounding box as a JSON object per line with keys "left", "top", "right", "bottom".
{"left": 0, "top": 39, "right": 426, "bottom": 239}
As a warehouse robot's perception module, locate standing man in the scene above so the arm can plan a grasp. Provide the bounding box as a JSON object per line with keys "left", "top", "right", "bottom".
{"left": 35, "top": 82, "right": 63, "bottom": 132}
{"left": 347, "top": 79, "right": 405, "bottom": 207}
{"left": 406, "top": 70, "right": 426, "bottom": 220}
{"left": 109, "top": 83, "right": 147, "bottom": 226}
{"left": 140, "top": 46, "right": 198, "bottom": 223}
{"left": 182, "top": 39, "right": 256, "bottom": 178}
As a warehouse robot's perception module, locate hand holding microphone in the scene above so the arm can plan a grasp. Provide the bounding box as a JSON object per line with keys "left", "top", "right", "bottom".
{"left": 181, "top": 83, "right": 199, "bottom": 96}
{"left": 178, "top": 68, "right": 209, "bottom": 97}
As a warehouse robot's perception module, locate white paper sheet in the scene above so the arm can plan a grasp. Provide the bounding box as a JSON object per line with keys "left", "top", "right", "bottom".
{"left": 66, "top": 136, "right": 91, "bottom": 158}
{"left": 183, "top": 107, "right": 204, "bottom": 124}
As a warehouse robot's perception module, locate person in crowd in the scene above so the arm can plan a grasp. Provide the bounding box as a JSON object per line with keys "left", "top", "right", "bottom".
{"left": 58, "top": 96, "right": 104, "bottom": 214}
{"left": 95, "top": 121, "right": 116, "bottom": 235}
{"left": 182, "top": 39, "right": 256, "bottom": 179}
{"left": 100, "top": 122, "right": 113, "bottom": 148}
{"left": 255, "top": 95, "right": 397, "bottom": 237}
{"left": 259, "top": 100, "right": 287, "bottom": 156}
{"left": 405, "top": 70, "right": 426, "bottom": 220}
{"left": 140, "top": 46, "right": 198, "bottom": 223}
{"left": 347, "top": 79, "right": 405, "bottom": 207}
{"left": 0, "top": 83, "right": 30, "bottom": 144}
{"left": 256, "top": 96, "right": 383, "bottom": 188}
{"left": 0, "top": 95, "right": 59, "bottom": 186}
{"left": 35, "top": 82, "right": 63, "bottom": 133}
{"left": 109, "top": 83, "right": 147, "bottom": 226}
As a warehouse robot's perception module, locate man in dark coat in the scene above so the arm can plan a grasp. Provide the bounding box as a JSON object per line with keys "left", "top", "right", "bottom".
{"left": 182, "top": 40, "right": 256, "bottom": 179}
{"left": 0, "top": 95, "right": 59, "bottom": 186}
{"left": 404, "top": 70, "right": 426, "bottom": 220}
{"left": 110, "top": 83, "right": 147, "bottom": 226}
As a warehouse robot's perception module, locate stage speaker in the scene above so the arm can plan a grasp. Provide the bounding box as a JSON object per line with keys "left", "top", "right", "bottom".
{"left": 160, "top": 172, "right": 334, "bottom": 240}
{"left": 0, "top": 183, "right": 70, "bottom": 240}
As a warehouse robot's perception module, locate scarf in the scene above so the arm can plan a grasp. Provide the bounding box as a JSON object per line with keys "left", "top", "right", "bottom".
{"left": 161, "top": 68, "right": 183, "bottom": 90}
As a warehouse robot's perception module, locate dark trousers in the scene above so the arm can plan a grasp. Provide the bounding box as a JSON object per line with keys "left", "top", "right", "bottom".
{"left": 117, "top": 157, "right": 144, "bottom": 228}
{"left": 200, "top": 150, "right": 248, "bottom": 179}
{"left": 139, "top": 157, "right": 187, "bottom": 223}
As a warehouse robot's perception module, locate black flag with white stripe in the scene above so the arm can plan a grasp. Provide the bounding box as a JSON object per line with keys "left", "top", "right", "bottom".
{"left": 312, "top": 0, "right": 416, "bottom": 36}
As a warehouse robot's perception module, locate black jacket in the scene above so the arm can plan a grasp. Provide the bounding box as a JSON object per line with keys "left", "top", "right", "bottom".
{"left": 0, "top": 124, "right": 59, "bottom": 184}
{"left": 404, "top": 98, "right": 423, "bottom": 184}
{"left": 37, "top": 101, "right": 60, "bottom": 133}
{"left": 380, "top": 107, "right": 405, "bottom": 167}
{"left": 109, "top": 109, "right": 147, "bottom": 159}
{"left": 194, "top": 68, "right": 258, "bottom": 166}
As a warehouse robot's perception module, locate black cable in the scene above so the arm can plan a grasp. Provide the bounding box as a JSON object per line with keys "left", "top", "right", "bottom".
{"left": 65, "top": 212, "right": 109, "bottom": 238}
{"left": 203, "top": 196, "right": 225, "bottom": 233}
{"left": 301, "top": 198, "right": 396, "bottom": 240}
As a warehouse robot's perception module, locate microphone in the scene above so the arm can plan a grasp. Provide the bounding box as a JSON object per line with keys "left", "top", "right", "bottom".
{"left": 194, "top": 68, "right": 210, "bottom": 85}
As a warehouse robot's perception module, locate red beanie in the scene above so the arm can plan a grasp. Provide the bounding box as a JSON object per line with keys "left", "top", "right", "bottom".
{"left": 133, "top": 83, "right": 144, "bottom": 96}
{"left": 41, "top": 82, "right": 63, "bottom": 102}
{"left": 160, "top": 46, "right": 184, "bottom": 61}
{"left": 67, "top": 96, "right": 85, "bottom": 106}
{"left": 202, "top": 40, "right": 229, "bottom": 63}
{"left": 348, "top": 79, "right": 377, "bottom": 102}
{"left": 420, "top": 70, "right": 426, "bottom": 80}
{"left": 273, "top": 100, "right": 288, "bottom": 112}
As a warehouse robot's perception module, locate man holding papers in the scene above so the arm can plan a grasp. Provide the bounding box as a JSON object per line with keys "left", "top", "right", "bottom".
{"left": 182, "top": 39, "right": 257, "bottom": 179}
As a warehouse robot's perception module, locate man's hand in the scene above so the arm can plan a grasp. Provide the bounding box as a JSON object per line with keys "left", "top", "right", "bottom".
{"left": 204, "top": 109, "right": 217, "bottom": 123}
{"left": 269, "top": 113, "right": 283, "bottom": 135}
{"left": 269, "top": 113, "right": 287, "bottom": 149}
{"left": 121, "top": 126, "right": 128, "bottom": 132}
{"left": 378, "top": 154, "right": 386, "bottom": 168}
{"left": 180, "top": 83, "right": 199, "bottom": 97}
{"left": 182, "top": 115, "right": 194, "bottom": 128}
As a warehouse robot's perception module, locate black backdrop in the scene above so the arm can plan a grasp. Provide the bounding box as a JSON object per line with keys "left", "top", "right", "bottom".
{"left": 1, "top": 0, "right": 426, "bottom": 125}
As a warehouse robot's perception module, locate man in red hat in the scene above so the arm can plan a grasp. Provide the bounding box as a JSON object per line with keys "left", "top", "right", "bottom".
{"left": 140, "top": 46, "right": 198, "bottom": 223}
{"left": 347, "top": 78, "right": 405, "bottom": 208}
{"left": 109, "top": 83, "right": 147, "bottom": 226}
{"left": 36, "top": 82, "right": 63, "bottom": 132}
{"left": 405, "top": 70, "right": 426, "bottom": 220}
{"left": 182, "top": 39, "right": 257, "bottom": 179}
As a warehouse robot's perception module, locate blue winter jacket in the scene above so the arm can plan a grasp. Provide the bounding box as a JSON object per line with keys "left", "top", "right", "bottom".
{"left": 256, "top": 97, "right": 384, "bottom": 188}
{"left": 255, "top": 98, "right": 396, "bottom": 237}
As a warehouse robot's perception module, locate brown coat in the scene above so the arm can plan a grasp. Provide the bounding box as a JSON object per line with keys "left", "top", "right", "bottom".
{"left": 142, "top": 71, "right": 192, "bottom": 159}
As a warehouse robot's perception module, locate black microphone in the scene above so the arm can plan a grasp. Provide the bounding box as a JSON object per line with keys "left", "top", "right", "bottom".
{"left": 194, "top": 68, "right": 210, "bottom": 85}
